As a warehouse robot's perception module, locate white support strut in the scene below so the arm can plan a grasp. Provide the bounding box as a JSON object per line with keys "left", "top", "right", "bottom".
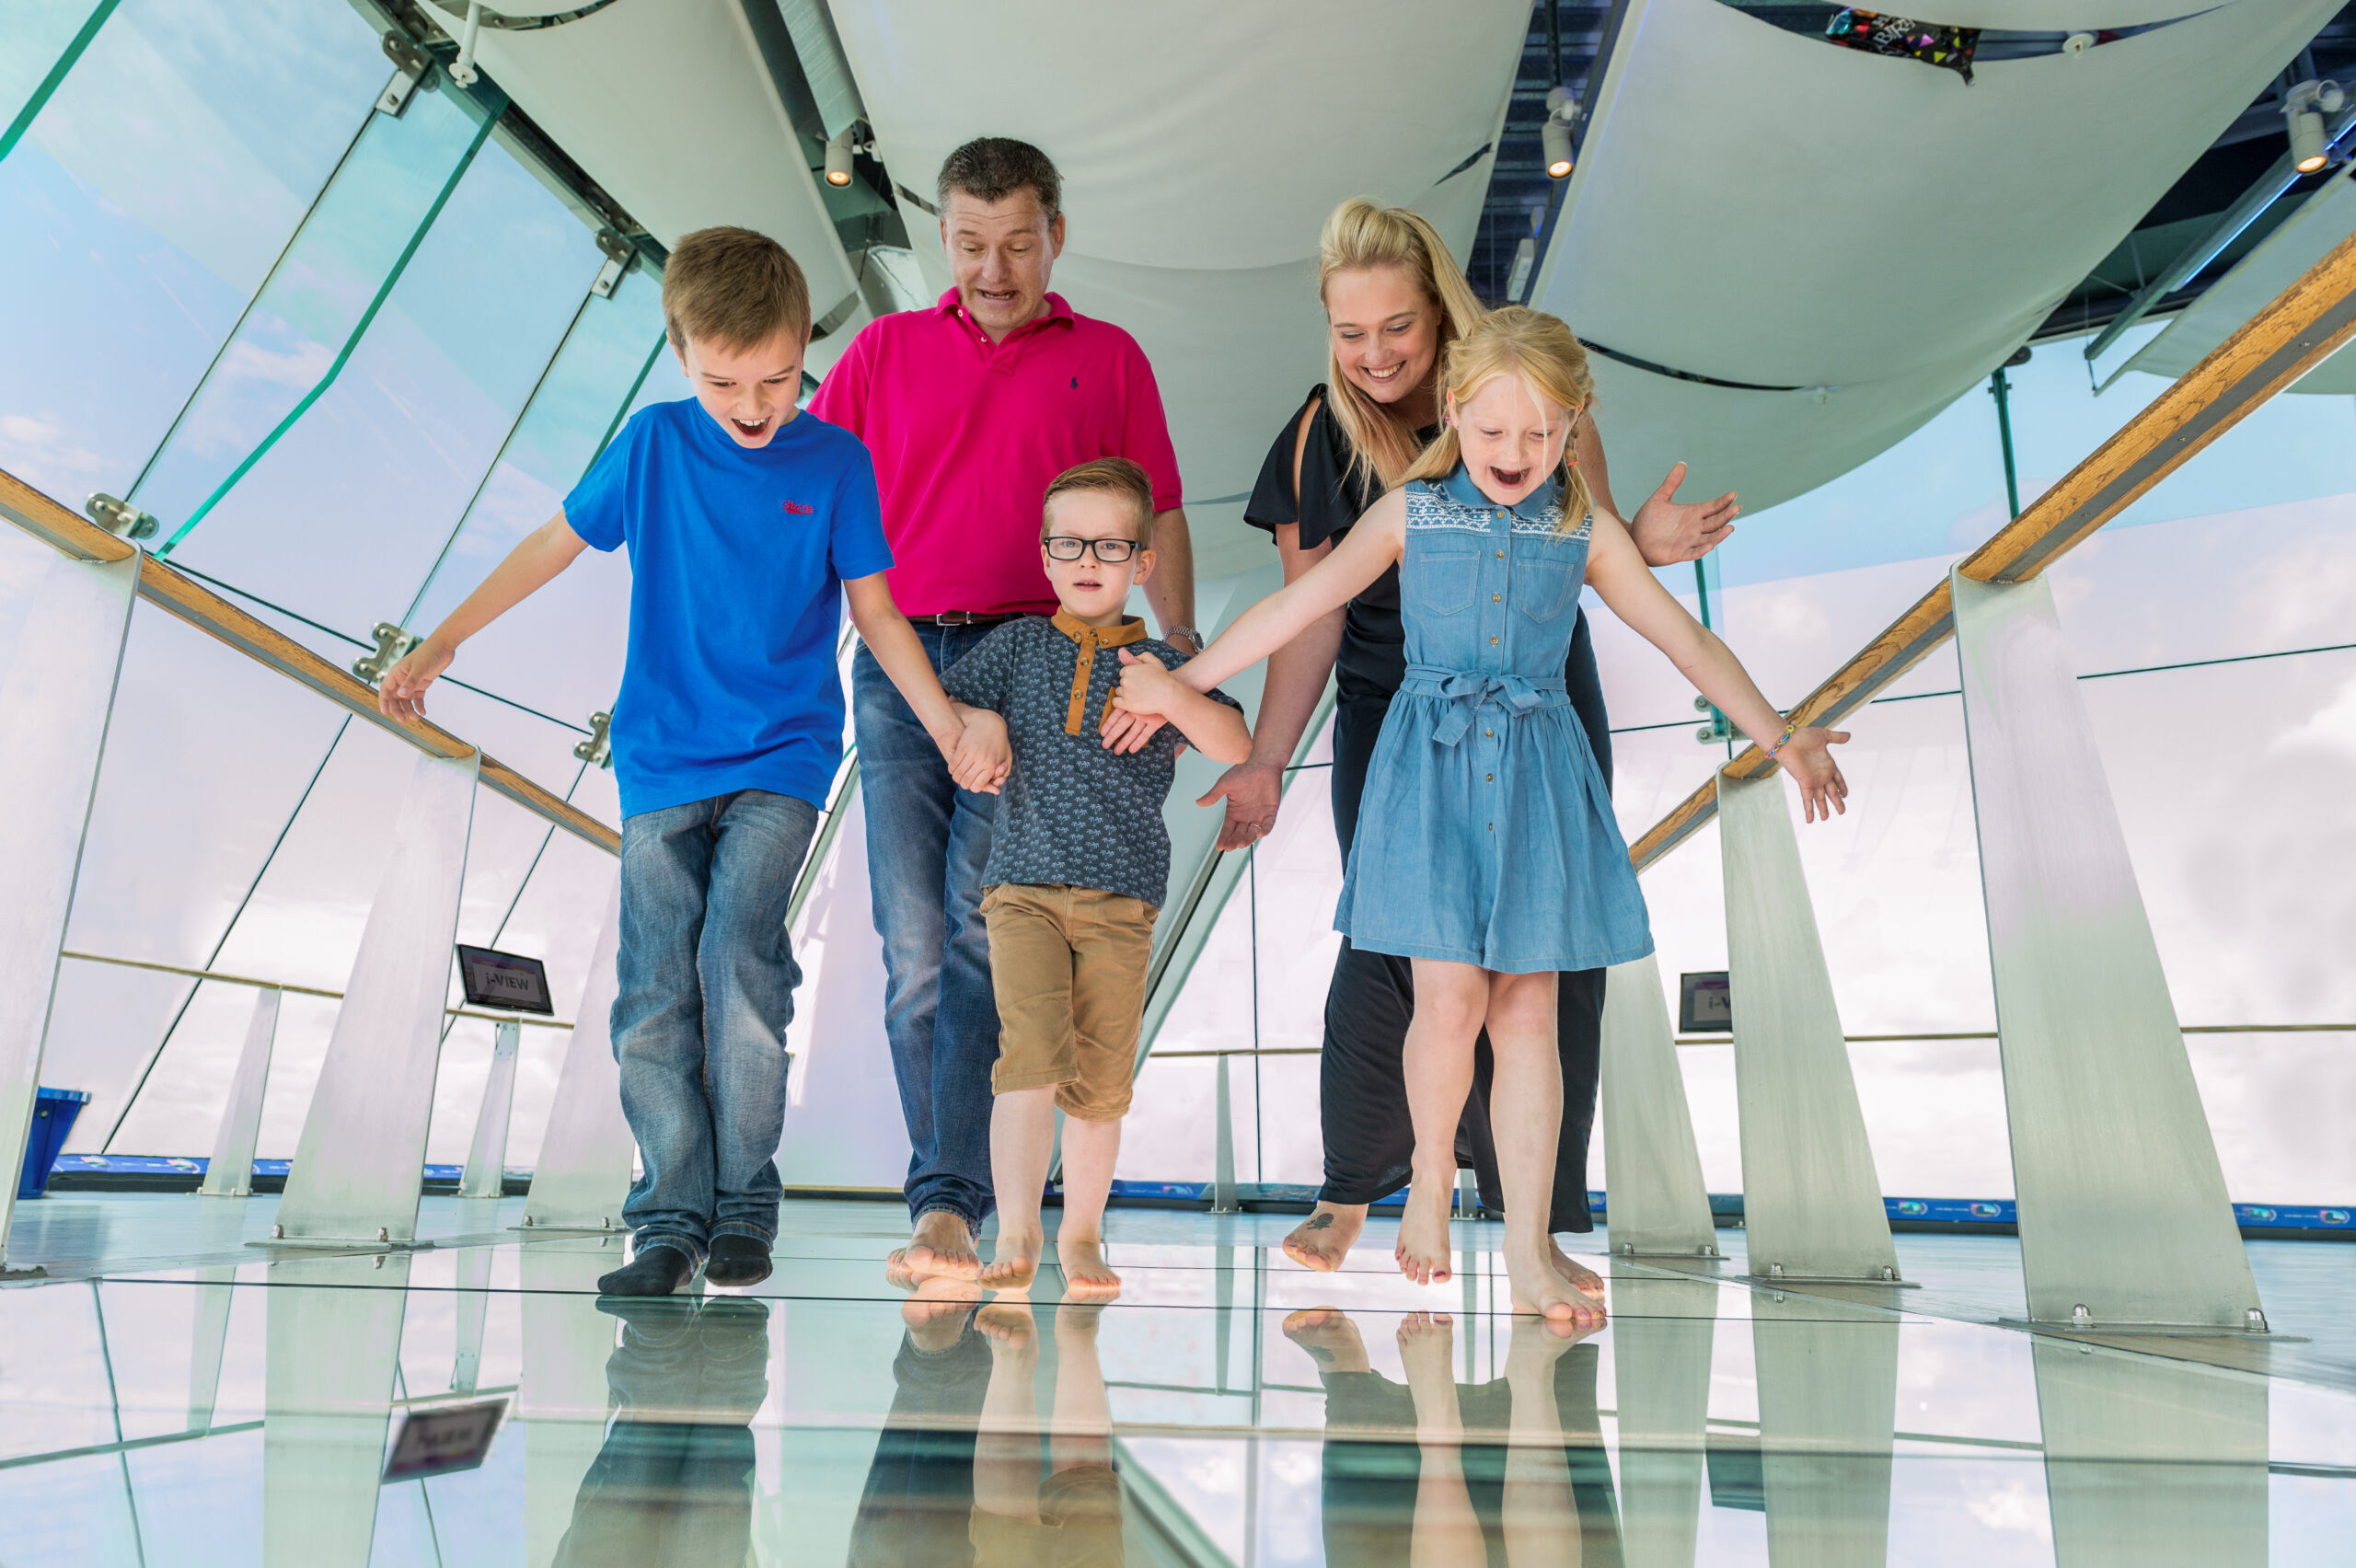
{"left": 0, "top": 548, "right": 140, "bottom": 1274}
{"left": 199, "top": 986, "right": 281, "bottom": 1197}
{"left": 1951, "top": 567, "right": 2266, "bottom": 1332}
{"left": 520, "top": 875, "right": 631, "bottom": 1232}
{"left": 459, "top": 1018, "right": 521, "bottom": 1199}
{"left": 1599, "top": 951, "right": 1720, "bottom": 1258}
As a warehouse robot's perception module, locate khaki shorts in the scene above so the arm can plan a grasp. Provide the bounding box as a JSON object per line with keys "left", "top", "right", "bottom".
{"left": 980, "top": 883, "right": 1154, "bottom": 1121}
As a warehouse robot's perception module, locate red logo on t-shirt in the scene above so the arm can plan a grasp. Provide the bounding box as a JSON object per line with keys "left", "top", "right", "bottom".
{"left": 781, "top": 501, "right": 814, "bottom": 514}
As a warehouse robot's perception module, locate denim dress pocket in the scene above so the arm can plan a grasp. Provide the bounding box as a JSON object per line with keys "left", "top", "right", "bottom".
{"left": 1513, "top": 553, "right": 1580, "bottom": 626}
{"left": 1409, "top": 536, "right": 1483, "bottom": 617}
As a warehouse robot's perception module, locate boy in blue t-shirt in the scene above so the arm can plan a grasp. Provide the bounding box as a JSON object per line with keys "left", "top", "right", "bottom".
{"left": 379, "top": 227, "right": 1009, "bottom": 1297}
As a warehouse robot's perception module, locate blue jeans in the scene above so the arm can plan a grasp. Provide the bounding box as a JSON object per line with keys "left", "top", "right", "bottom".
{"left": 852, "top": 625, "right": 1006, "bottom": 1228}
{"left": 613, "top": 789, "right": 818, "bottom": 1261}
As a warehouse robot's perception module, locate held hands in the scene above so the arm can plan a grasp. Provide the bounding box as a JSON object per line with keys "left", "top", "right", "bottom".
{"left": 1103, "top": 649, "right": 1184, "bottom": 755}
{"left": 377, "top": 636, "right": 456, "bottom": 724}
{"left": 1773, "top": 727, "right": 1851, "bottom": 822}
{"left": 945, "top": 708, "right": 1011, "bottom": 794}
{"left": 1629, "top": 462, "right": 1738, "bottom": 567}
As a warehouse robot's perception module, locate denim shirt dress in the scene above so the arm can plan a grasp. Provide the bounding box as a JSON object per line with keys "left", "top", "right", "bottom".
{"left": 1332, "top": 465, "right": 1655, "bottom": 974}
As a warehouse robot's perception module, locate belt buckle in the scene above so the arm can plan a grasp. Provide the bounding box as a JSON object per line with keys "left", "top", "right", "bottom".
{"left": 936, "top": 609, "right": 982, "bottom": 625}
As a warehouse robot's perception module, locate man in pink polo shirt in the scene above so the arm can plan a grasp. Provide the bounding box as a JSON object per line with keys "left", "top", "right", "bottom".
{"left": 811, "top": 138, "right": 1198, "bottom": 1283}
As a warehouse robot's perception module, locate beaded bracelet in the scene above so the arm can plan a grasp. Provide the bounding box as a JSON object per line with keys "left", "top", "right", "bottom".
{"left": 1765, "top": 720, "right": 1798, "bottom": 763}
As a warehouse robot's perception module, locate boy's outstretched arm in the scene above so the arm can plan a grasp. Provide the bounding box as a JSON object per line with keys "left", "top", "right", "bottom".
{"left": 1109, "top": 651, "right": 1252, "bottom": 765}
{"left": 844, "top": 573, "right": 1007, "bottom": 793}
{"left": 379, "top": 511, "right": 590, "bottom": 723}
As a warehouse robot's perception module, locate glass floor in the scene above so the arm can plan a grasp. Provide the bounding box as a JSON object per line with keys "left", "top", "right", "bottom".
{"left": 2, "top": 1193, "right": 2350, "bottom": 1565}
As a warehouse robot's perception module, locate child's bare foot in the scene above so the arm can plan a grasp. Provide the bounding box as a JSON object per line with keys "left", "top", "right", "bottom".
{"left": 898, "top": 1209, "right": 981, "bottom": 1282}
{"left": 1281, "top": 1307, "right": 1372, "bottom": 1373}
{"left": 1505, "top": 1307, "right": 1601, "bottom": 1368}
{"left": 1396, "top": 1311, "right": 1463, "bottom": 1435}
{"left": 1395, "top": 1182, "right": 1455, "bottom": 1286}
{"left": 1507, "top": 1250, "right": 1606, "bottom": 1326}
{"left": 1549, "top": 1240, "right": 1606, "bottom": 1301}
{"left": 981, "top": 1225, "right": 1043, "bottom": 1290}
{"left": 1282, "top": 1203, "right": 1365, "bottom": 1271}
{"left": 1056, "top": 1298, "right": 1109, "bottom": 1338}
{"left": 976, "top": 1295, "right": 1037, "bottom": 1350}
{"left": 1056, "top": 1231, "right": 1122, "bottom": 1299}
{"left": 900, "top": 1275, "right": 982, "bottom": 1348}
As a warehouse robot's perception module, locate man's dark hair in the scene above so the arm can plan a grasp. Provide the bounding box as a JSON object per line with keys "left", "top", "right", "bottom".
{"left": 937, "top": 137, "right": 1061, "bottom": 222}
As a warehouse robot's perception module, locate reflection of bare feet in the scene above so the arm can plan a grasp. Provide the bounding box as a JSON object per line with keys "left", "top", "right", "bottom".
{"left": 980, "top": 1226, "right": 1041, "bottom": 1291}
{"left": 976, "top": 1295, "right": 1037, "bottom": 1349}
{"left": 1549, "top": 1240, "right": 1606, "bottom": 1302}
{"left": 1282, "top": 1203, "right": 1366, "bottom": 1272}
{"left": 901, "top": 1275, "right": 983, "bottom": 1351}
{"left": 1056, "top": 1232, "right": 1122, "bottom": 1300}
{"left": 1507, "top": 1248, "right": 1605, "bottom": 1326}
{"left": 1395, "top": 1184, "right": 1455, "bottom": 1286}
{"left": 1281, "top": 1307, "right": 1371, "bottom": 1374}
{"left": 1056, "top": 1298, "right": 1109, "bottom": 1339}
{"left": 1396, "top": 1311, "right": 1463, "bottom": 1435}
{"left": 900, "top": 1209, "right": 981, "bottom": 1282}
{"left": 1506, "top": 1307, "right": 1601, "bottom": 1366}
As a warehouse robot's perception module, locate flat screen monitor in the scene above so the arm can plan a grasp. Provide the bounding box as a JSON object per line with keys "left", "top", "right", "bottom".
{"left": 456, "top": 945, "right": 553, "bottom": 1015}
{"left": 1680, "top": 971, "right": 1732, "bottom": 1034}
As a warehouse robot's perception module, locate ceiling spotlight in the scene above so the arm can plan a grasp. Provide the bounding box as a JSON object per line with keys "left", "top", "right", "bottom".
{"left": 825, "top": 127, "right": 855, "bottom": 187}
{"left": 1542, "top": 84, "right": 1576, "bottom": 179}
{"left": 2285, "top": 80, "right": 2346, "bottom": 176}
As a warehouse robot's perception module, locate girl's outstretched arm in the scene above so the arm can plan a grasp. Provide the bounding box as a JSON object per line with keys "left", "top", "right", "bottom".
{"left": 1160, "top": 490, "right": 1406, "bottom": 697}
{"left": 1583, "top": 510, "right": 1851, "bottom": 822}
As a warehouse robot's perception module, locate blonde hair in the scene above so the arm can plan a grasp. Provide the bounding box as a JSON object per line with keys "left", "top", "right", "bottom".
{"left": 1042, "top": 456, "right": 1155, "bottom": 545}
{"left": 1318, "top": 199, "right": 1487, "bottom": 494}
{"left": 663, "top": 226, "right": 811, "bottom": 352}
{"left": 1403, "top": 306, "right": 1596, "bottom": 536}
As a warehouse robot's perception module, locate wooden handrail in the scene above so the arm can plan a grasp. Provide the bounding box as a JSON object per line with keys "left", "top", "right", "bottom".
{"left": 1, "top": 468, "right": 618, "bottom": 856}
{"left": 1628, "top": 229, "right": 2356, "bottom": 872}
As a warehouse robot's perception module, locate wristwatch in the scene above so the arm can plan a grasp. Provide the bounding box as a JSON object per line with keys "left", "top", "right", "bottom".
{"left": 1165, "top": 625, "right": 1206, "bottom": 654}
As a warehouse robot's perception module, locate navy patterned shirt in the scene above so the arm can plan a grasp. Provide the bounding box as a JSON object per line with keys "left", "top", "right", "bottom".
{"left": 942, "top": 611, "right": 1242, "bottom": 909}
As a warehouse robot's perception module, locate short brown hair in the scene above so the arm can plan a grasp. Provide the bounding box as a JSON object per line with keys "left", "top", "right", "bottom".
{"left": 938, "top": 137, "right": 1061, "bottom": 222}
{"left": 1043, "top": 458, "right": 1155, "bottom": 545}
{"left": 662, "top": 226, "right": 810, "bottom": 352}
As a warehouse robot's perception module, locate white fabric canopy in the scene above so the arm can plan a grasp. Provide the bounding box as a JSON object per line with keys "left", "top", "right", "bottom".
{"left": 2124, "top": 164, "right": 2356, "bottom": 394}
{"left": 1534, "top": 0, "right": 2340, "bottom": 513}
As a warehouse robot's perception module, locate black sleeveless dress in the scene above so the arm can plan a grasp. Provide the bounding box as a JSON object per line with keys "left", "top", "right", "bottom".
{"left": 1242, "top": 386, "right": 1609, "bottom": 1228}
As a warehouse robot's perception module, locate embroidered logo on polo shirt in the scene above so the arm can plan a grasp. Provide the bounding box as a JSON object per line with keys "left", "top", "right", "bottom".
{"left": 1070, "top": 376, "right": 1079, "bottom": 389}
{"left": 781, "top": 501, "right": 814, "bottom": 514}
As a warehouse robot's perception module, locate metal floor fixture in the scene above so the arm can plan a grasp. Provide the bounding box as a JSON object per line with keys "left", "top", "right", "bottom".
{"left": 2, "top": 1193, "right": 2350, "bottom": 1566}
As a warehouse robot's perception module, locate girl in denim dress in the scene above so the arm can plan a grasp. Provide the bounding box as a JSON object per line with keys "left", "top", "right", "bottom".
{"left": 1123, "top": 308, "right": 1853, "bottom": 1320}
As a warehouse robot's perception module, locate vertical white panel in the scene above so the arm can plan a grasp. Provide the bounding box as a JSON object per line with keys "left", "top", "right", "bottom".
{"left": 1952, "top": 567, "right": 2264, "bottom": 1330}
{"left": 1611, "top": 1274, "right": 1718, "bottom": 1568}
{"left": 199, "top": 986, "right": 280, "bottom": 1197}
{"left": 1718, "top": 772, "right": 1902, "bottom": 1284}
{"left": 0, "top": 549, "right": 138, "bottom": 1268}
{"left": 1600, "top": 952, "right": 1719, "bottom": 1258}
{"left": 262, "top": 1253, "right": 410, "bottom": 1567}
{"left": 270, "top": 749, "right": 479, "bottom": 1247}
{"left": 1752, "top": 1291, "right": 1898, "bottom": 1568}
{"left": 460, "top": 1018, "right": 521, "bottom": 1198}
{"left": 522, "top": 875, "right": 630, "bottom": 1230}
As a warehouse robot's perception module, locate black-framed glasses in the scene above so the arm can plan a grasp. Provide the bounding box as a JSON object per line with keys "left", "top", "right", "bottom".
{"left": 1043, "top": 536, "right": 1142, "bottom": 563}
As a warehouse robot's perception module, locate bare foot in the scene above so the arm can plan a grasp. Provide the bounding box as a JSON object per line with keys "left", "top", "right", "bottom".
{"left": 1056, "top": 1232, "right": 1122, "bottom": 1300}
{"left": 1056, "top": 1298, "right": 1109, "bottom": 1338}
{"left": 1282, "top": 1203, "right": 1366, "bottom": 1272}
{"left": 899, "top": 1209, "right": 982, "bottom": 1282}
{"left": 1396, "top": 1311, "right": 1463, "bottom": 1435}
{"left": 1395, "top": 1183, "right": 1455, "bottom": 1286}
{"left": 981, "top": 1225, "right": 1042, "bottom": 1291}
{"left": 1507, "top": 1251, "right": 1606, "bottom": 1326}
{"left": 1505, "top": 1307, "right": 1602, "bottom": 1366}
{"left": 1281, "top": 1307, "right": 1371, "bottom": 1373}
{"left": 1549, "top": 1239, "right": 1606, "bottom": 1302}
{"left": 900, "top": 1275, "right": 982, "bottom": 1350}
{"left": 976, "top": 1295, "right": 1037, "bottom": 1349}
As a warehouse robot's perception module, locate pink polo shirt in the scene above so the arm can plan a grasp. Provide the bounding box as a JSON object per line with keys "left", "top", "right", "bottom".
{"left": 808, "top": 290, "right": 1183, "bottom": 617}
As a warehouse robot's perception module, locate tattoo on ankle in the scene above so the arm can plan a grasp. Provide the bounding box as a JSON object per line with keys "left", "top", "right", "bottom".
{"left": 1304, "top": 1214, "right": 1334, "bottom": 1231}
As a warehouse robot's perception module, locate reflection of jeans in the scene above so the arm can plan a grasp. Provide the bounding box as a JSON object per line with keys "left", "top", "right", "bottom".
{"left": 848, "top": 1316, "right": 992, "bottom": 1568}
{"left": 615, "top": 790, "right": 818, "bottom": 1257}
{"left": 554, "top": 1297, "right": 770, "bottom": 1567}
{"left": 853, "top": 626, "right": 1008, "bottom": 1228}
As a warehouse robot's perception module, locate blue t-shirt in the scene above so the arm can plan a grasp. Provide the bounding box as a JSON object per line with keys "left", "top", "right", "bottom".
{"left": 565, "top": 398, "right": 893, "bottom": 817}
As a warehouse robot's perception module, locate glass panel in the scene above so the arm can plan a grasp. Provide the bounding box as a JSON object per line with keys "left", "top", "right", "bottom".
{"left": 0, "top": 0, "right": 383, "bottom": 502}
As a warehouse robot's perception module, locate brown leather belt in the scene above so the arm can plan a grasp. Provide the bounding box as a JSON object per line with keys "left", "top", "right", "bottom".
{"left": 907, "top": 611, "right": 1028, "bottom": 626}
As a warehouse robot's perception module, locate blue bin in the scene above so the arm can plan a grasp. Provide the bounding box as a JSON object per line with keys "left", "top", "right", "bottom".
{"left": 16, "top": 1088, "right": 90, "bottom": 1199}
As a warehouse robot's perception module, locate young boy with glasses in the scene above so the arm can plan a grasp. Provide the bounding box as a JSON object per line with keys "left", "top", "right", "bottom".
{"left": 939, "top": 458, "right": 1251, "bottom": 1297}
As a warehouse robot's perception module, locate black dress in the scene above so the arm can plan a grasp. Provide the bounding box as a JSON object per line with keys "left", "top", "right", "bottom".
{"left": 1244, "top": 386, "right": 1609, "bottom": 1230}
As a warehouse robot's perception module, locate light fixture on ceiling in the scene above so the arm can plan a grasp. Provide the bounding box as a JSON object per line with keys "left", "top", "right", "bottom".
{"left": 1542, "top": 84, "right": 1576, "bottom": 179}
{"left": 2284, "top": 80, "right": 2345, "bottom": 176}
{"left": 825, "top": 126, "right": 857, "bottom": 187}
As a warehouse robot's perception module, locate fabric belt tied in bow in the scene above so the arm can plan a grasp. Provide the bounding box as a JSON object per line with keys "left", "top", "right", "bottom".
{"left": 1413, "top": 668, "right": 1566, "bottom": 746}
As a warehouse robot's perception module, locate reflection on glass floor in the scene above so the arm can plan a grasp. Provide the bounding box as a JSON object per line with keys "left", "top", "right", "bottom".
{"left": 2, "top": 1196, "right": 2351, "bottom": 1565}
